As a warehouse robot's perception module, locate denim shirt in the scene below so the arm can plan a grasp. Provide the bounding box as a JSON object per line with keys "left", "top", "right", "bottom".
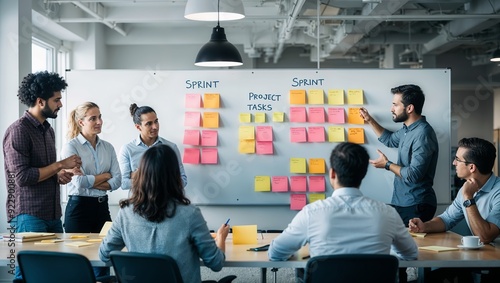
{"left": 378, "top": 116, "right": 438, "bottom": 207}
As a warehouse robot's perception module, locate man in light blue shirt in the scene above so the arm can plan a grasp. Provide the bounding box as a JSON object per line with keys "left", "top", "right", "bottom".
{"left": 119, "top": 104, "right": 187, "bottom": 190}
{"left": 409, "top": 137, "right": 500, "bottom": 283}
{"left": 268, "top": 143, "right": 417, "bottom": 263}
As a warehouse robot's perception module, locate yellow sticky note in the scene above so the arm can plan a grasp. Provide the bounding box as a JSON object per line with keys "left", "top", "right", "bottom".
{"left": 290, "top": 90, "right": 306, "bottom": 104}
{"left": 239, "top": 113, "right": 251, "bottom": 123}
{"left": 347, "top": 108, "right": 364, "bottom": 124}
{"left": 347, "top": 89, "right": 363, "bottom": 105}
{"left": 255, "top": 112, "right": 266, "bottom": 123}
{"left": 290, "top": 158, "right": 307, "bottom": 173}
{"left": 254, "top": 176, "right": 271, "bottom": 192}
{"left": 328, "top": 89, "right": 344, "bottom": 105}
{"left": 239, "top": 140, "right": 255, "bottom": 154}
{"left": 328, "top": 126, "right": 345, "bottom": 142}
{"left": 203, "top": 112, "right": 219, "bottom": 128}
{"left": 272, "top": 112, "right": 284, "bottom": 122}
{"left": 309, "top": 158, "right": 325, "bottom": 174}
{"left": 239, "top": 126, "right": 255, "bottom": 140}
{"left": 232, "top": 225, "right": 258, "bottom": 245}
{"left": 70, "top": 235, "right": 89, "bottom": 239}
{"left": 348, "top": 128, "right": 365, "bottom": 144}
{"left": 309, "top": 193, "right": 326, "bottom": 203}
{"left": 308, "top": 89, "right": 324, "bottom": 104}
{"left": 204, "top": 93, "right": 220, "bottom": 108}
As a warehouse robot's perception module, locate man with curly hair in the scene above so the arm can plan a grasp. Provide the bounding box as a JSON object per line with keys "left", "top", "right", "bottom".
{"left": 3, "top": 71, "right": 82, "bottom": 235}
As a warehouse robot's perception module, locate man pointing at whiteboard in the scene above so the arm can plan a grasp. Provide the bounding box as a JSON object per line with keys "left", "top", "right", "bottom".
{"left": 359, "top": 84, "right": 438, "bottom": 226}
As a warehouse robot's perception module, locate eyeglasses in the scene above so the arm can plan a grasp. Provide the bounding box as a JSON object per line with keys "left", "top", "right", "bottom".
{"left": 454, "top": 156, "right": 471, "bottom": 164}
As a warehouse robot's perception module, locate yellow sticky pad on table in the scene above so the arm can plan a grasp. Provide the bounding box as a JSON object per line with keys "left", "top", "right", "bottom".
{"left": 232, "top": 225, "right": 258, "bottom": 245}
{"left": 70, "top": 235, "right": 89, "bottom": 239}
{"left": 87, "top": 238, "right": 103, "bottom": 243}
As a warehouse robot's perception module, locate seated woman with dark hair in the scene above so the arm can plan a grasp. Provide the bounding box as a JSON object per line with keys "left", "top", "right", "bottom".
{"left": 99, "top": 144, "right": 229, "bottom": 282}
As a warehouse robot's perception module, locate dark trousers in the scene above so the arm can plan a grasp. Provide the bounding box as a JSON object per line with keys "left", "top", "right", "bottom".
{"left": 64, "top": 195, "right": 112, "bottom": 277}
{"left": 391, "top": 203, "right": 436, "bottom": 227}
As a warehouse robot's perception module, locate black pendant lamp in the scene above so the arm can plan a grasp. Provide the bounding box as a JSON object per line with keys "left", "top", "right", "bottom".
{"left": 194, "top": 0, "right": 243, "bottom": 67}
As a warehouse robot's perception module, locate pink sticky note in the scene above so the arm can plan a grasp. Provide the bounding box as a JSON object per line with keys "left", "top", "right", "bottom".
{"left": 272, "top": 176, "right": 288, "bottom": 192}
{"left": 256, "top": 126, "right": 273, "bottom": 142}
{"left": 183, "top": 148, "right": 200, "bottom": 164}
{"left": 201, "top": 148, "right": 218, "bottom": 164}
{"left": 185, "top": 94, "right": 201, "bottom": 108}
{"left": 290, "top": 107, "right": 307, "bottom": 123}
{"left": 290, "top": 127, "right": 307, "bottom": 143}
{"left": 308, "top": 127, "right": 325, "bottom": 142}
{"left": 256, "top": 141, "right": 273, "bottom": 155}
{"left": 290, "top": 194, "right": 307, "bottom": 210}
{"left": 201, "top": 130, "right": 217, "bottom": 146}
{"left": 290, "top": 176, "right": 307, "bottom": 192}
{"left": 308, "top": 107, "right": 325, "bottom": 123}
{"left": 328, "top": 108, "right": 345, "bottom": 124}
{"left": 184, "top": 112, "right": 201, "bottom": 127}
{"left": 309, "top": 176, "right": 326, "bottom": 192}
{"left": 183, "top": 130, "right": 200, "bottom": 145}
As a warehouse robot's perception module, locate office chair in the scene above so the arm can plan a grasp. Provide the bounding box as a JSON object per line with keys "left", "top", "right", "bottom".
{"left": 303, "top": 254, "right": 399, "bottom": 283}
{"left": 17, "top": 250, "right": 114, "bottom": 283}
{"left": 109, "top": 251, "right": 236, "bottom": 283}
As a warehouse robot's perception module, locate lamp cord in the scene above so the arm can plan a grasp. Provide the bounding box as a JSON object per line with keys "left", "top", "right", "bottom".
{"left": 217, "top": 0, "right": 220, "bottom": 28}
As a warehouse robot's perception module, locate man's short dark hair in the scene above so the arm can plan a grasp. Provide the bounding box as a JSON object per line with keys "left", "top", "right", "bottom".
{"left": 17, "top": 71, "right": 67, "bottom": 107}
{"left": 391, "top": 84, "right": 425, "bottom": 115}
{"left": 329, "top": 142, "right": 369, "bottom": 187}
{"left": 458, "top": 137, "right": 496, "bottom": 174}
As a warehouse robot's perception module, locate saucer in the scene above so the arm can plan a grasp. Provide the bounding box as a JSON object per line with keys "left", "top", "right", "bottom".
{"left": 457, "top": 244, "right": 484, "bottom": 250}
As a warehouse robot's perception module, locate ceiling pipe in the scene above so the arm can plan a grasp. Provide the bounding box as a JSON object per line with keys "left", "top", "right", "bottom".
{"left": 273, "top": 0, "right": 307, "bottom": 63}
{"left": 72, "top": 1, "right": 127, "bottom": 36}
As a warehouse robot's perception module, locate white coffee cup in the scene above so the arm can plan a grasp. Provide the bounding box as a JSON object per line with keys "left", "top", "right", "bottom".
{"left": 461, "top": 236, "right": 482, "bottom": 247}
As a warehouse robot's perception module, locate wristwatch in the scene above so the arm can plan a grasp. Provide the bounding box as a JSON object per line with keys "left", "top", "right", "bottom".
{"left": 463, "top": 198, "right": 476, "bottom": 208}
{"left": 385, "top": 161, "right": 393, "bottom": 171}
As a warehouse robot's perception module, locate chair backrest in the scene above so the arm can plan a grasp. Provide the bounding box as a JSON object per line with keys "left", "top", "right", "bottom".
{"left": 18, "top": 250, "right": 96, "bottom": 283}
{"left": 303, "top": 254, "right": 399, "bottom": 283}
{"left": 110, "top": 251, "right": 184, "bottom": 283}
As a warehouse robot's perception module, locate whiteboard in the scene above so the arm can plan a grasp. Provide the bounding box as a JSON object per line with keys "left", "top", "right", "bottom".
{"left": 63, "top": 69, "right": 451, "bottom": 206}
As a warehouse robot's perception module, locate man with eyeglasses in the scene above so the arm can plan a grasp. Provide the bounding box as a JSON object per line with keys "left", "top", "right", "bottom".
{"left": 409, "top": 137, "right": 500, "bottom": 283}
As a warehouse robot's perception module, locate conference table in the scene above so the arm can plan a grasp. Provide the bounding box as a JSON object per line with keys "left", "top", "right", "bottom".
{"left": 2, "top": 231, "right": 499, "bottom": 283}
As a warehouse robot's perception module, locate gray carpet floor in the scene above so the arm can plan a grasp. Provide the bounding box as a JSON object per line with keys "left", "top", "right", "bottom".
{"left": 201, "top": 267, "right": 297, "bottom": 283}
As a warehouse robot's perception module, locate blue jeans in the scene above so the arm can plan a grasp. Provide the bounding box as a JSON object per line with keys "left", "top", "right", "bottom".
{"left": 10, "top": 214, "right": 63, "bottom": 280}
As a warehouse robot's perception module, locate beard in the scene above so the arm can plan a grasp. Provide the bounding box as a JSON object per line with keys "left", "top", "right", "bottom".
{"left": 41, "top": 103, "right": 59, "bottom": 119}
{"left": 392, "top": 110, "right": 408, "bottom": 123}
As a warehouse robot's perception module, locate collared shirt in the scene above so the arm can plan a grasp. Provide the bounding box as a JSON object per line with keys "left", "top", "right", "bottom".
{"left": 268, "top": 188, "right": 418, "bottom": 261}
{"left": 378, "top": 116, "right": 438, "bottom": 207}
{"left": 438, "top": 174, "right": 500, "bottom": 234}
{"left": 60, "top": 134, "right": 121, "bottom": 197}
{"left": 118, "top": 135, "right": 187, "bottom": 190}
{"left": 3, "top": 111, "right": 61, "bottom": 222}
{"left": 99, "top": 203, "right": 225, "bottom": 283}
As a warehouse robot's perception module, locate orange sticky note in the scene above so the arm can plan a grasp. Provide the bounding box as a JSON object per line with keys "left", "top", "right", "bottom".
{"left": 328, "top": 89, "right": 344, "bottom": 105}
{"left": 307, "top": 127, "right": 325, "bottom": 143}
{"left": 347, "top": 108, "right": 364, "bottom": 124}
{"left": 185, "top": 93, "right": 202, "bottom": 108}
{"left": 256, "top": 141, "right": 273, "bottom": 155}
{"left": 290, "top": 90, "right": 306, "bottom": 104}
{"left": 232, "top": 225, "right": 258, "bottom": 245}
{"left": 309, "top": 158, "right": 325, "bottom": 174}
{"left": 272, "top": 176, "right": 288, "bottom": 192}
{"left": 290, "top": 194, "right": 307, "bottom": 210}
{"left": 183, "top": 129, "right": 200, "bottom": 145}
{"left": 290, "top": 127, "right": 307, "bottom": 143}
{"left": 204, "top": 93, "right": 220, "bottom": 108}
{"left": 184, "top": 112, "right": 201, "bottom": 127}
{"left": 201, "top": 148, "right": 218, "bottom": 164}
{"left": 183, "top": 148, "right": 200, "bottom": 164}
{"left": 203, "top": 112, "right": 219, "bottom": 128}
{"left": 256, "top": 126, "right": 273, "bottom": 142}
{"left": 290, "top": 107, "right": 307, "bottom": 123}
{"left": 348, "top": 128, "right": 365, "bottom": 144}
{"left": 254, "top": 176, "right": 271, "bottom": 192}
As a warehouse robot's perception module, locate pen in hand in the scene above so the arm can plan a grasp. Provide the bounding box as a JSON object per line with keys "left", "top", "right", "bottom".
{"left": 224, "top": 218, "right": 230, "bottom": 226}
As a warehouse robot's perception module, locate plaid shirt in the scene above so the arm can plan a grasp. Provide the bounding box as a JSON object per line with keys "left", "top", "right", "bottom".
{"left": 3, "top": 111, "right": 61, "bottom": 222}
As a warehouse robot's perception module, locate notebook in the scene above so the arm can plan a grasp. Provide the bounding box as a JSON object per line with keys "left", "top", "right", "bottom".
{"left": 418, "top": 246, "right": 459, "bottom": 252}
{"left": 3, "top": 232, "right": 57, "bottom": 242}
{"left": 65, "top": 241, "right": 94, "bottom": 248}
